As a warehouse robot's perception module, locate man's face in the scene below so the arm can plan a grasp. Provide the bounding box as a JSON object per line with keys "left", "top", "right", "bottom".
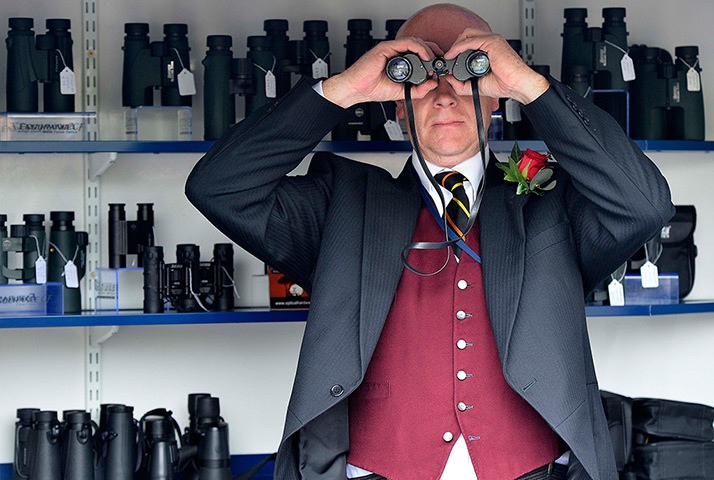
{"left": 395, "top": 12, "right": 499, "bottom": 168}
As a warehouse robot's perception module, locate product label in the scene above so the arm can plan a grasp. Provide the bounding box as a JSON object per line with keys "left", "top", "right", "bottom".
{"left": 265, "top": 70, "right": 277, "bottom": 98}
{"left": 641, "top": 261, "right": 659, "bottom": 288}
{"left": 383, "top": 119, "right": 404, "bottom": 141}
{"left": 687, "top": 68, "right": 701, "bottom": 92}
{"left": 505, "top": 98, "right": 522, "bottom": 123}
{"left": 177, "top": 69, "right": 196, "bottom": 96}
{"left": 60, "top": 67, "right": 76, "bottom": 95}
{"left": 64, "top": 260, "right": 79, "bottom": 289}
{"left": 312, "top": 58, "right": 329, "bottom": 79}
{"left": 35, "top": 257, "right": 47, "bottom": 284}
{"left": 620, "top": 54, "right": 636, "bottom": 82}
{"left": 608, "top": 279, "right": 625, "bottom": 306}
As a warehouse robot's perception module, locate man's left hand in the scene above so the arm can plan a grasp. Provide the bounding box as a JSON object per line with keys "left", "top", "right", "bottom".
{"left": 444, "top": 28, "right": 550, "bottom": 104}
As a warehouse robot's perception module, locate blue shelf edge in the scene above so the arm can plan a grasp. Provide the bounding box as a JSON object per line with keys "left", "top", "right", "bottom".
{"left": 1, "top": 139, "right": 713, "bottom": 154}
{"left": 0, "top": 454, "right": 275, "bottom": 480}
{"left": 1, "top": 302, "right": 713, "bottom": 328}
{"left": 0, "top": 309, "right": 309, "bottom": 329}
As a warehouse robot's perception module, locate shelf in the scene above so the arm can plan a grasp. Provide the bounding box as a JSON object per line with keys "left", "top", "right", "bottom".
{"left": 1, "top": 139, "right": 713, "bottom": 154}
{"left": 0, "top": 308, "right": 308, "bottom": 329}
{"left": 1, "top": 302, "right": 713, "bottom": 328}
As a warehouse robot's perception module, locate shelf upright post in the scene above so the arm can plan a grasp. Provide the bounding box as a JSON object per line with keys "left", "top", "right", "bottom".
{"left": 520, "top": 0, "right": 536, "bottom": 65}
{"left": 82, "top": 0, "right": 104, "bottom": 422}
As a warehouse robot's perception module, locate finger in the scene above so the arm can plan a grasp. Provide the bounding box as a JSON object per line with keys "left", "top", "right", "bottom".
{"left": 379, "top": 37, "right": 434, "bottom": 61}
{"left": 450, "top": 27, "right": 492, "bottom": 48}
{"left": 424, "top": 41, "right": 444, "bottom": 57}
{"left": 444, "top": 37, "right": 490, "bottom": 60}
{"left": 409, "top": 79, "right": 439, "bottom": 99}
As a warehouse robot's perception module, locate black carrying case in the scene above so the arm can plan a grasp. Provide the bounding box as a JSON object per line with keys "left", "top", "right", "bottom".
{"left": 601, "top": 390, "right": 634, "bottom": 470}
{"left": 629, "top": 441, "right": 714, "bottom": 480}
{"left": 657, "top": 205, "right": 697, "bottom": 298}
{"left": 632, "top": 398, "right": 714, "bottom": 443}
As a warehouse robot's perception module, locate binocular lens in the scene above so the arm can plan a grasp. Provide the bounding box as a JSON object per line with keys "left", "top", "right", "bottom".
{"left": 467, "top": 51, "right": 490, "bottom": 77}
{"left": 386, "top": 57, "right": 411, "bottom": 82}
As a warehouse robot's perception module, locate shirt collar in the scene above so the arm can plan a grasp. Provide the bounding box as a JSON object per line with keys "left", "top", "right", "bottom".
{"left": 411, "top": 149, "right": 489, "bottom": 216}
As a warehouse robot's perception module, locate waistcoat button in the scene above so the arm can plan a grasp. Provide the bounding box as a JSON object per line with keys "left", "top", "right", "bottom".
{"left": 457, "top": 339, "right": 467, "bottom": 350}
{"left": 456, "top": 310, "right": 467, "bottom": 320}
{"left": 443, "top": 431, "right": 454, "bottom": 442}
{"left": 457, "top": 280, "right": 468, "bottom": 290}
{"left": 457, "top": 402, "right": 468, "bottom": 412}
{"left": 457, "top": 370, "right": 467, "bottom": 381}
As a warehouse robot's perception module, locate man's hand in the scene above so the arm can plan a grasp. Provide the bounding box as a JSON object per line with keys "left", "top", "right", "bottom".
{"left": 322, "top": 37, "right": 439, "bottom": 109}
{"left": 444, "top": 28, "right": 550, "bottom": 104}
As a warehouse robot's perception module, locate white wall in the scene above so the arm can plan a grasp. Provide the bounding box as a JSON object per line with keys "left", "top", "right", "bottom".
{"left": 1, "top": 0, "right": 714, "bottom": 464}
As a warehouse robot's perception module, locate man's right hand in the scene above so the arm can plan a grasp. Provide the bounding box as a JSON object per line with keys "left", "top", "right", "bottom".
{"left": 321, "top": 37, "right": 439, "bottom": 109}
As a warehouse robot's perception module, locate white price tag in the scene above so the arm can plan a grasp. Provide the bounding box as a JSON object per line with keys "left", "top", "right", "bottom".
{"left": 64, "top": 260, "right": 79, "bottom": 289}
{"left": 265, "top": 70, "right": 277, "bottom": 98}
{"left": 312, "top": 58, "right": 329, "bottom": 79}
{"left": 60, "top": 67, "right": 76, "bottom": 95}
{"left": 505, "top": 98, "right": 522, "bottom": 123}
{"left": 35, "top": 257, "right": 47, "bottom": 284}
{"left": 177, "top": 68, "right": 196, "bottom": 96}
{"left": 620, "top": 53, "right": 636, "bottom": 82}
{"left": 686, "top": 68, "right": 701, "bottom": 92}
{"left": 608, "top": 279, "right": 625, "bottom": 306}
{"left": 640, "top": 261, "right": 659, "bottom": 288}
{"left": 383, "top": 119, "right": 404, "bottom": 141}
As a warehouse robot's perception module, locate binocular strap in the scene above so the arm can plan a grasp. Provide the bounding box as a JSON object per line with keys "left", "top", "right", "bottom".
{"left": 401, "top": 79, "right": 488, "bottom": 276}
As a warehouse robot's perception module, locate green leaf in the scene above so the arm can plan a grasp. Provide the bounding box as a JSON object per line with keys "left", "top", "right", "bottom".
{"left": 539, "top": 180, "right": 557, "bottom": 191}
{"left": 510, "top": 140, "right": 522, "bottom": 163}
{"left": 496, "top": 162, "right": 511, "bottom": 173}
{"left": 530, "top": 167, "right": 554, "bottom": 187}
{"left": 516, "top": 183, "right": 527, "bottom": 195}
{"left": 503, "top": 173, "right": 518, "bottom": 182}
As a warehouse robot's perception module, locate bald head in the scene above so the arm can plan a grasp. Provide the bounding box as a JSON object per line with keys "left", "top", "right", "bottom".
{"left": 396, "top": 4, "right": 491, "bottom": 54}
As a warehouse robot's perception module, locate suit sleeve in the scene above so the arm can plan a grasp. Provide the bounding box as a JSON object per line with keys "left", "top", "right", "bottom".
{"left": 185, "top": 77, "right": 347, "bottom": 289}
{"left": 521, "top": 79, "right": 676, "bottom": 293}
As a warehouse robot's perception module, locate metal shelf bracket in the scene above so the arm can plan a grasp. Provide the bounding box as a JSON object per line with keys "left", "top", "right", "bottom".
{"left": 87, "top": 152, "right": 118, "bottom": 180}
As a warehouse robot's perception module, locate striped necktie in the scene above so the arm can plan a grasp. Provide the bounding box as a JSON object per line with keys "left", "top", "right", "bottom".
{"left": 434, "top": 170, "right": 471, "bottom": 258}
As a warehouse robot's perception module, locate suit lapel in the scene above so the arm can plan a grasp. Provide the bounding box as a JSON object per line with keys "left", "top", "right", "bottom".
{"left": 359, "top": 162, "right": 421, "bottom": 374}
{"left": 479, "top": 152, "right": 530, "bottom": 365}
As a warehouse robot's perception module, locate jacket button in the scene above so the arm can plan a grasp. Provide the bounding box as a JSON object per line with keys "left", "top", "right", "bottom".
{"left": 443, "top": 431, "right": 454, "bottom": 442}
{"left": 330, "top": 384, "right": 344, "bottom": 397}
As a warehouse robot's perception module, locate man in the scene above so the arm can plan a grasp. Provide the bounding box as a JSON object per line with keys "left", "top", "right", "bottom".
{"left": 186, "top": 4, "right": 674, "bottom": 480}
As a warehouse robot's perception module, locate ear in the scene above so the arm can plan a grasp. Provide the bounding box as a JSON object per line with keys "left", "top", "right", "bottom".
{"left": 396, "top": 99, "right": 406, "bottom": 119}
{"left": 491, "top": 96, "right": 499, "bottom": 112}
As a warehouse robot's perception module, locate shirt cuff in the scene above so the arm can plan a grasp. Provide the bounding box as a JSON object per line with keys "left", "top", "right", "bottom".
{"left": 312, "top": 80, "right": 325, "bottom": 98}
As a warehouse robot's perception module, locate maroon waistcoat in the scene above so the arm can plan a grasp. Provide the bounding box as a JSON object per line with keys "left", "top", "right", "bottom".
{"left": 347, "top": 203, "right": 562, "bottom": 480}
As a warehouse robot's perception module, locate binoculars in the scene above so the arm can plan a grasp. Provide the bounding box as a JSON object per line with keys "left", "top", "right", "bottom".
{"left": 122, "top": 23, "right": 195, "bottom": 108}
{"left": 385, "top": 49, "right": 490, "bottom": 85}
{"left": 628, "top": 45, "right": 705, "bottom": 140}
{"left": 142, "top": 243, "right": 235, "bottom": 313}
{"left": 5, "top": 18, "right": 75, "bottom": 113}
{"left": 14, "top": 409, "right": 97, "bottom": 480}
{"left": 331, "top": 19, "right": 405, "bottom": 142}
{"left": 182, "top": 395, "right": 232, "bottom": 480}
{"left": 1, "top": 212, "right": 87, "bottom": 314}
{"left": 560, "top": 7, "right": 631, "bottom": 131}
{"left": 202, "top": 19, "right": 332, "bottom": 140}
{"left": 108, "top": 203, "right": 155, "bottom": 269}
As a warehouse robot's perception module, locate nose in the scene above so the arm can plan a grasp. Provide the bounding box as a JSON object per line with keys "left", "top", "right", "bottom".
{"left": 432, "top": 78, "right": 458, "bottom": 109}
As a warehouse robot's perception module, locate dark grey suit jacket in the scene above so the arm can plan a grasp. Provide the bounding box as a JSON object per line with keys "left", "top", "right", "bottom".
{"left": 186, "top": 77, "right": 674, "bottom": 480}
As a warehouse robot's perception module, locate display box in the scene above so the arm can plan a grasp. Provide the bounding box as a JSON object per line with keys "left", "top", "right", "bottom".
{"left": 268, "top": 267, "right": 310, "bottom": 309}
{"left": 93, "top": 267, "right": 147, "bottom": 313}
{"left": 0, "top": 112, "right": 96, "bottom": 140}
{"left": 624, "top": 274, "right": 679, "bottom": 305}
{"left": 124, "top": 106, "right": 192, "bottom": 141}
{"left": 0, "top": 283, "right": 64, "bottom": 316}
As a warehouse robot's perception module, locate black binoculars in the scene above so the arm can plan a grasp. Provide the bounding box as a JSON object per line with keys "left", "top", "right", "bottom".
{"left": 182, "top": 395, "right": 232, "bottom": 480}
{"left": 142, "top": 243, "right": 235, "bottom": 313}
{"left": 122, "top": 23, "right": 194, "bottom": 108}
{"left": 5, "top": 18, "right": 75, "bottom": 113}
{"left": 560, "top": 7, "right": 631, "bottom": 132}
{"left": 13, "top": 409, "right": 98, "bottom": 480}
{"left": 628, "top": 45, "right": 705, "bottom": 140}
{"left": 385, "top": 49, "right": 490, "bottom": 85}
{"left": 1, "top": 212, "right": 87, "bottom": 314}
{"left": 108, "top": 203, "right": 155, "bottom": 269}
{"left": 331, "top": 19, "right": 405, "bottom": 142}
{"left": 202, "top": 19, "right": 332, "bottom": 140}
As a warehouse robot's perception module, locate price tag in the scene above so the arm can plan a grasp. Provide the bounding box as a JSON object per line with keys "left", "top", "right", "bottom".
{"left": 177, "top": 68, "right": 196, "bottom": 96}
{"left": 641, "top": 261, "right": 659, "bottom": 288}
{"left": 312, "top": 58, "right": 329, "bottom": 79}
{"left": 686, "top": 68, "right": 701, "bottom": 92}
{"left": 35, "top": 257, "right": 47, "bottom": 284}
{"left": 383, "top": 119, "right": 404, "bottom": 141}
{"left": 60, "top": 67, "right": 76, "bottom": 95}
{"left": 608, "top": 279, "right": 625, "bottom": 306}
{"left": 265, "top": 70, "right": 277, "bottom": 98}
{"left": 620, "top": 53, "right": 636, "bottom": 82}
{"left": 64, "top": 260, "right": 79, "bottom": 289}
{"left": 505, "top": 98, "right": 522, "bottom": 123}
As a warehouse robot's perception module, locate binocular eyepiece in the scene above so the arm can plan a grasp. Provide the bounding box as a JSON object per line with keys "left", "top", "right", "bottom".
{"left": 385, "top": 50, "right": 490, "bottom": 85}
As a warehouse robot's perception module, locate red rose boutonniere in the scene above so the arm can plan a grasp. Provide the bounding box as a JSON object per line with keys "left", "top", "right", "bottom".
{"left": 496, "top": 140, "right": 557, "bottom": 196}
